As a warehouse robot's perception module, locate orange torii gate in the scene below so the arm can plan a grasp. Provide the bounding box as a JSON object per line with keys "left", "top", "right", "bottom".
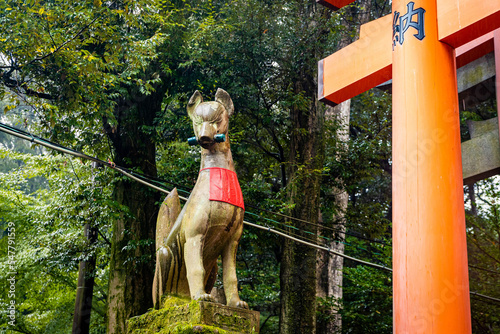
{"left": 318, "top": 0, "right": 500, "bottom": 333}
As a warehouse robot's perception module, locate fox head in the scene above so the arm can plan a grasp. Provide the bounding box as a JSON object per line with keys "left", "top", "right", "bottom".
{"left": 187, "top": 88, "right": 234, "bottom": 149}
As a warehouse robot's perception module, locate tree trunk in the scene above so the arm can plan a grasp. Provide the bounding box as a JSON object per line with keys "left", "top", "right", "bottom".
{"left": 316, "top": 101, "right": 350, "bottom": 334}
{"left": 73, "top": 223, "right": 98, "bottom": 334}
{"left": 280, "top": 75, "right": 325, "bottom": 333}
{"left": 316, "top": 1, "right": 372, "bottom": 331}
{"left": 73, "top": 162, "right": 102, "bottom": 334}
{"left": 105, "top": 90, "right": 163, "bottom": 334}
{"left": 468, "top": 184, "right": 478, "bottom": 216}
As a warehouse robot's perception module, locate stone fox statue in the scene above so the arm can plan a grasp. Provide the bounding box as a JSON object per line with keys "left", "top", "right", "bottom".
{"left": 153, "top": 89, "right": 248, "bottom": 310}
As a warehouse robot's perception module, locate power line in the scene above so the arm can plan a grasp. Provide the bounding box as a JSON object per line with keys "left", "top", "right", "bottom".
{"left": 0, "top": 121, "right": 388, "bottom": 246}
{"left": 0, "top": 121, "right": 389, "bottom": 270}
{"left": 0, "top": 122, "right": 117, "bottom": 170}
{"left": 127, "top": 170, "right": 194, "bottom": 196}
{"left": 4, "top": 121, "right": 500, "bottom": 305}
{"left": 0, "top": 122, "right": 187, "bottom": 199}
{"left": 104, "top": 153, "right": 388, "bottom": 246}
{"left": 144, "top": 167, "right": 389, "bottom": 246}
{"left": 470, "top": 291, "right": 500, "bottom": 304}
{"left": 245, "top": 211, "right": 385, "bottom": 256}
{"left": 246, "top": 202, "right": 388, "bottom": 245}
{"left": 244, "top": 220, "right": 392, "bottom": 272}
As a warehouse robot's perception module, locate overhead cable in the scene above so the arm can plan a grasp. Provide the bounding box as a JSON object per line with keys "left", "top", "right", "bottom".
{"left": 244, "top": 220, "right": 392, "bottom": 272}
{"left": 470, "top": 291, "right": 500, "bottom": 304}
{"left": 0, "top": 121, "right": 390, "bottom": 271}
{"left": 5, "top": 121, "right": 500, "bottom": 305}
{"left": 245, "top": 211, "right": 384, "bottom": 256}
{"left": 0, "top": 121, "right": 387, "bottom": 245}
{"left": 246, "top": 203, "right": 388, "bottom": 245}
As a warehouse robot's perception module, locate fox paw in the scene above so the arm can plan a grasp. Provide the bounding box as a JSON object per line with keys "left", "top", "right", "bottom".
{"left": 236, "top": 300, "right": 249, "bottom": 309}
{"left": 228, "top": 298, "right": 249, "bottom": 309}
{"left": 194, "top": 292, "right": 215, "bottom": 303}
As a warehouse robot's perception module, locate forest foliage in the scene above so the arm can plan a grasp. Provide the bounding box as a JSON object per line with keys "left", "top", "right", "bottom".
{"left": 0, "top": 0, "right": 499, "bottom": 333}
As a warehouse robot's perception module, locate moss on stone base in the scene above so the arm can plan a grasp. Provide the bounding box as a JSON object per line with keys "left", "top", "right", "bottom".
{"left": 171, "top": 323, "right": 229, "bottom": 334}
{"left": 127, "top": 296, "right": 259, "bottom": 334}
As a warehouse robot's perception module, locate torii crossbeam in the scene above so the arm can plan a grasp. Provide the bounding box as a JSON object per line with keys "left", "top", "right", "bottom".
{"left": 318, "top": 0, "right": 500, "bottom": 332}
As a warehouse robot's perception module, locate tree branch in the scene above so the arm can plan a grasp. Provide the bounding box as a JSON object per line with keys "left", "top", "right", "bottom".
{"left": 1, "top": 70, "right": 55, "bottom": 100}
{"left": 27, "top": 16, "right": 101, "bottom": 66}
{"left": 470, "top": 239, "right": 500, "bottom": 265}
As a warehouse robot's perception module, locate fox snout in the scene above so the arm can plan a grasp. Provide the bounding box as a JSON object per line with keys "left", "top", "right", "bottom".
{"left": 198, "top": 122, "right": 216, "bottom": 147}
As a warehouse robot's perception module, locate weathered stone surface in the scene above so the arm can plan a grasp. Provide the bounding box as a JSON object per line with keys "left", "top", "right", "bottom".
{"left": 466, "top": 117, "right": 499, "bottom": 139}
{"left": 457, "top": 53, "right": 495, "bottom": 93}
{"left": 462, "top": 118, "right": 500, "bottom": 184}
{"left": 128, "top": 296, "right": 259, "bottom": 334}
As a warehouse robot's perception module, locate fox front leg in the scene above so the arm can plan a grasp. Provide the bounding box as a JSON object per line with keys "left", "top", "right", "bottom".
{"left": 184, "top": 234, "right": 215, "bottom": 302}
{"left": 222, "top": 223, "right": 248, "bottom": 309}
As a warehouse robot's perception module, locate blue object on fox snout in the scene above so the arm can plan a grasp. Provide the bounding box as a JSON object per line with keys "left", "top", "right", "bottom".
{"left": 187, "top": 137, "right": 198, "bottom": 146}
{"left": 214, "top": 134, "right": 226, "bottom": 143}
{"left": 187, "top": 134, "right": 226, "bottom": 146}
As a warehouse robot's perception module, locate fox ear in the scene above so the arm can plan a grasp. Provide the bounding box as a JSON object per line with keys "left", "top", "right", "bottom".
{"left": 187, "top": 91, "right": 203, "bottom": 120}
{"left": 215, "top": 88, "right": 234, "bottom": 117}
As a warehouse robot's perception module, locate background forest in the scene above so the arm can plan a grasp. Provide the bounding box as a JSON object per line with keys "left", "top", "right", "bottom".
{"left": 0, "top": 0, "right": 499, "bottom": 333}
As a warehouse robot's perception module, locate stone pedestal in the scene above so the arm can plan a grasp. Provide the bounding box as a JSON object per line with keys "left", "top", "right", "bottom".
{"left": 128, "top": 296, "right": 259, "bottom": 334}
{"left": 462, "top": 118, "right": 500, "bottom": 184}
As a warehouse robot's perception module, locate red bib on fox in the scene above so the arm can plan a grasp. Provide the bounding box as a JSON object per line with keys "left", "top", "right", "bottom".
{"left": 200, "top": 167, "right": 244, "bottom": 210}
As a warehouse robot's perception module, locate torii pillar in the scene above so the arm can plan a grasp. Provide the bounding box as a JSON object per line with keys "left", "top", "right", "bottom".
{"left": 392, "top": 1, "right": 469, "bottom": 332}
{"left": 317, "top": 0, "right": 500, "bottom": 332}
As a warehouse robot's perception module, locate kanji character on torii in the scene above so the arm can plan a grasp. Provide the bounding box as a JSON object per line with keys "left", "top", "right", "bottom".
{"left": 317, "top": 0, "right": 500, "bottom": 333}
